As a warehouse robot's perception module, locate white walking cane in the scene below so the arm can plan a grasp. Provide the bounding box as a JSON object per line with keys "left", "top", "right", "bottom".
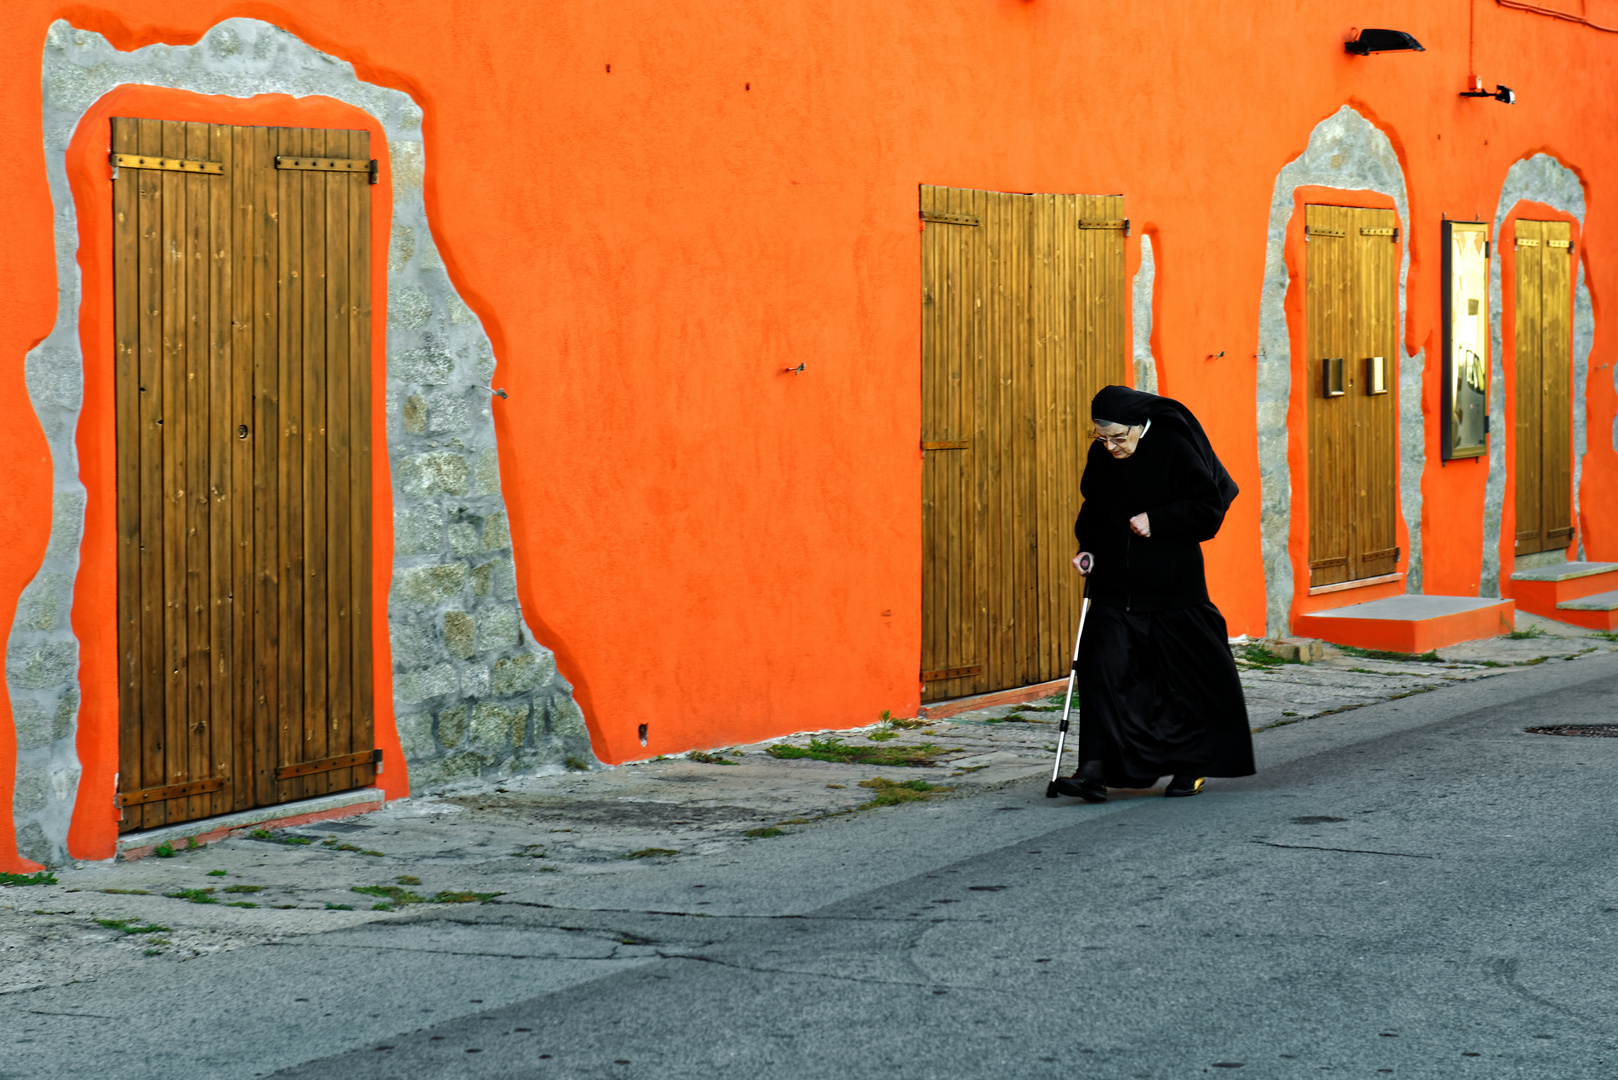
{"left": 1045, "top": 559, "right": 1093, "bottom": 798}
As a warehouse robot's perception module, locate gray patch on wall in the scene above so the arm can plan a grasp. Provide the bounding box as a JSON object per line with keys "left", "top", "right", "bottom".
{"left": 1132, "top": 233, "right": 1159, "bottom": 394}
{"left": 11, "top": 19, "right": 593, "bottom": 864}
{"left": 1482, "top": 155, "right": 1591, "bottom": 597}
{"left": 1254, "top": 106, "right": 1422, "bottom": 638}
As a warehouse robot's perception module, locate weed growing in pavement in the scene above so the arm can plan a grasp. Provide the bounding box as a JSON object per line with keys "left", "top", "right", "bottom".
{"left": 743, "top": 828, "right": 784, "bottom": 838}
{"left": 100, "top": 888, "right": 148, "bottom": 895}
{"left": 884, "top": 709, "right": 930, "bottom": 730}
{"left": 1589, "top": 630, "right": 1618, "bottom": 641}
{"left": 143, "top": 949, "right": 163, "bottom": 957}
{"left": 1237, "top": 644, "right": 1295, "bottom": 669}
{"left": 867, "top": 731, "right": 899, "bottom": 741}
{"left": 686, "top": 750, "right": 735, "bottom": 764}
{"left": 226, "top": 902, "right": 258, "bottom": 909}
{"left": 435, "top": 890, "right": 503, "bottom": 903}
{"left": 855, "top": 777, "right": 952, "bottom": 809}
{"left": 564, "top": 756, "right": 591, "bottom": 771}
{"left": 0, "top": 872, "right": 56, "bottom": 887}
{"left": 396, "top": 875, "right": 421, "bottom": 885}
{"left": 1507, "top": 625, "right": 1548, "bottom": 640}
{"left": 950, "top": 764, "right": 990, "bottom": 776}
{"left": 153, "top": 842, "right": 176, "bottom": 858}
{"left": 222, "top": 885, "right": 261, "bottom": 894}
{"left": 622, "top": 848, "right": 678, "bottom": 859}
{"left": 322, "top": 840, "right": 384, "bottom": 856}
{"left": 164, "top": 888, "right": 217, "bottom": 904}
{"left": 352, "top": 885, "right": 424, "bottom": 905}
{"left": 248, "top": 828, "right": 313, "bottom": 845}
{"left": 767, "top": 738, "right": 941, "bottom": 768}
{"left": 325, "top": 902, "right": 354, "bottom": 910}
{"left": 95, "top": 918, "right": 171, "bottom": 935}
{"left": 1337, "top": 645, "right": 1442, "bottom": 663}
{"left": 207, "top": 870, "right": 228, "bottom": 877}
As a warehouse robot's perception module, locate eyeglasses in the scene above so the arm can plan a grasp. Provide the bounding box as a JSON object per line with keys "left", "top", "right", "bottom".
{"left": 1093, "top": 427, "right": 1138, "bottom": 449}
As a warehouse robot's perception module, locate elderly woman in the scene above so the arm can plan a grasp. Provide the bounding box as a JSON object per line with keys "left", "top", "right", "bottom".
{"left": 1051, "top": 385, "right": 1254, "bottom": 802}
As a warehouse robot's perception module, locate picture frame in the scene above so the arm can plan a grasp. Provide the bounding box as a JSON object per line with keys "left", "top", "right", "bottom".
{"left": 1442, "top": 220, "right": 1491, "bottom": 460}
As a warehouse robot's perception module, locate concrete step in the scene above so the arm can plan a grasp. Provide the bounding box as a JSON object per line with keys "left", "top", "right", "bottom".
{"left": 1554, "top": 588, "right": 1618, "bottom": 632}
{"left": 1294, "top": 595, "right": 1515, "bottom": 654}
{"left": 1511, "top": 561, "right": 1618, "bottom": 621}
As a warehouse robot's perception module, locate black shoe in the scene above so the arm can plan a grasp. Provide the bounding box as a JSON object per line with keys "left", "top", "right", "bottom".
{"left": 1164, "top": 775, "right": 1205, "bottom": 798}
{"left": 1050, "top": 776, "right": 1107, "bottom": 803}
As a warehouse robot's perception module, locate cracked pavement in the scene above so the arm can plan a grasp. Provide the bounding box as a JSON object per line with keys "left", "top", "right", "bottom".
{"left": 3, "top": 620, "right": 1616, "bottom": 1078}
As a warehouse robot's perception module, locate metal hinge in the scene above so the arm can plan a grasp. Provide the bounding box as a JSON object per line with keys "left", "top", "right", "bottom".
{"left": 1518, "top": 237, "right": 1540, "bottom": 248}
{"left": 1485, "top": 240, "right": 1491, "bottom": 259}
{"left": 1306, "top": 225, "right": 1346, "bottom": 239}
{"left": 922, "top": 440, "right": 970, "bottom": 451}
{"left": 1079, "top": 218, "right": 1129, "bottom": 236}
{"left": 276, "top": 155, "right": 379, "bottom": 184}
{"left": 1549, "top": 239, "right": 1573, "bottom": 252}
{"left": 1360, "top": 226, "right": 1399, "bottom": 241}
{"left": 274, "top": 747, "right": 383, "bottom": 782}
{"left": 110, "top": 152, "right": 223, "bottom": 178}
{"left": 920, "top": 210, "right": 980, "bottom": 226}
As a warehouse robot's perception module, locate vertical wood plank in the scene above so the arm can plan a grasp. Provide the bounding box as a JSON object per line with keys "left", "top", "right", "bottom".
{"left": 159, "top": 119, "right": 192, "bottom": 824}
{"left": 351, "top": 130, "right": 376, "bottom": 786}
{"left": 231, "top": 121, "right": 257, "bottom": 812}
{"left": 112, "top": 117, "right": 145, "bottom": 831}
{"left": 325, "top": 129, "right": 355, "bottom": 794}
{"left": 301, "top": 128, "right": 331, "bottom": 794}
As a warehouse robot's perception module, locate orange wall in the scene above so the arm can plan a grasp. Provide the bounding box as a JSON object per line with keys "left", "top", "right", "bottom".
{"left": 4, "top": 1, "right": 1618, "bottom": 868}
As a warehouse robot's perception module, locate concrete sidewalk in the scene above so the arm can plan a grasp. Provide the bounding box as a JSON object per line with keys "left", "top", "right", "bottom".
{"left": 2, "top": 615, "right": 1611, "bottom": 1001}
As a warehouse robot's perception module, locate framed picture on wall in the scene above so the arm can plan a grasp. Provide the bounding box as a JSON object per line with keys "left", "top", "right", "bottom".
{"left": 1442, "top": 220, "right": 1491, "bottom": 460}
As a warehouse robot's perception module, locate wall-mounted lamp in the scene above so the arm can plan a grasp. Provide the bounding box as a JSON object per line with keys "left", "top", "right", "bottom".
{"left": 1344, "top": 28, "right": 1425, "bottom": 55}
{"left": 1460, "top": 80, "right": 1515, "bottom": 104}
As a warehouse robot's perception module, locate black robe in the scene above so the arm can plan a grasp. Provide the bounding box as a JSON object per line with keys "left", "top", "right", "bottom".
{"left": 1074, "top": 387, "right": 1255, "bottom": 785}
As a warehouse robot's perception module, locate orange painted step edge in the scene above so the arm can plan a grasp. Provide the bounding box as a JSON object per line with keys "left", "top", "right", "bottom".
{"left": 1295, "top": 601, "right": 1514, "bottom": 654}
{"left": 918, "top": 678, "right": 1070, "bottom": 720}
{"left": 116, "top": 795, "right": 382, "bottom": 861}
{"left": 1513, "top": 569, "right": 1618, "bottom": 613}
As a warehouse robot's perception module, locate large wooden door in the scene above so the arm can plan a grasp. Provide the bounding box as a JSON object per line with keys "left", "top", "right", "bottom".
{"left": 920, "top": 185, "right": 1126, "bottom": 702}
{"left": 113, "top": 118, "right": 375, "bottom": 832}
{"left": 1305, "top": 204, "right": 1401, "bottom": 589}
{"left": 1513, "top": 219, "right": 1575, "bottom": 557}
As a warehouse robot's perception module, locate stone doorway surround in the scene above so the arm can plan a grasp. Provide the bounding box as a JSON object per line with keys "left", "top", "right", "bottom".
{"left": 8, "top": 19, "right": 594, "bottom": 866}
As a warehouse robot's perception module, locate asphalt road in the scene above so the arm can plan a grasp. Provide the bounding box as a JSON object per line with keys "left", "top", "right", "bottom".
{"left": 7, "top": 652, "right": 1617, "bottom": 1079}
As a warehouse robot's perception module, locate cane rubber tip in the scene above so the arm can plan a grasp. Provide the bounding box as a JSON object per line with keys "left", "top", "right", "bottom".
{"left": 1044, "top": 782, "right": 1059, "bottom": 798}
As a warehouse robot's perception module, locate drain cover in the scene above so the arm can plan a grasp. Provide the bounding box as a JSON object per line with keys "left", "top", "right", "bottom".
{"left": 1526, "top": 725, "right": 1618, "bottom": 738}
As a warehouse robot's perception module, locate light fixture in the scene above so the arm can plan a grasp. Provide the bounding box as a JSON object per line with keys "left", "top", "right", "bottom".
{"left": 1460, "top": 77, "right": 1515, "bottom": 104}
{"left": 1344, "top": 28, "right": 1426, "bottom": 55}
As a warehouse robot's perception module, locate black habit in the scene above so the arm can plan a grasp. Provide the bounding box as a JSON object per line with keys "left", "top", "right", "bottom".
{"left": 1074, "top": 386, "right": 1255, "bottom": 785}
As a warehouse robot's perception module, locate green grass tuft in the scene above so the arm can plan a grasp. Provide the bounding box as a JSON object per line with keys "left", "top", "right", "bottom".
{"left": 434, "top": 890, "right": 503, "bottom": 903}
{"left": 325, "top": 902, "right": 354, "bottom": 910}
{"left": 1506, "top": 625, "right": 1547, "bottom": 640}
{"left": 163, "top": 888, "right": 217, "bottom": 904}
{"left": 855, "top": 776, "right": 952, "bottom": 809}
{"left": 0, "top": 871, "right": 57, "bottom": 887}
{"left": 564, "top": 756, "right": 591, "bottom": 771}
{"left": 153, "top": 842, "right": 176, "bottom": 858}
{"left": 207, "top": 869, "right": 228, "bottom": 877}
{"left": 100, "top": 888, "right": 148, "bottom": 895}
{"left": 686, "top": 750, "right": 734, "bottom": 764}
{"left": 766, "top": 738, "right": 941, "bottom": 768}
{"left": 95, "top": 918, "right": 170, "bottom": 935}
{"left": 222, "top": 884, "right": 261, "bottom": 894}
{"left": 351, "top": 885, "right": 424, "bottom": 904}
{"left": 622, "top": 848, "right": 678, "bottom": 860}
{"left": 743, "top": 827, "right": 784, "bottom": 838}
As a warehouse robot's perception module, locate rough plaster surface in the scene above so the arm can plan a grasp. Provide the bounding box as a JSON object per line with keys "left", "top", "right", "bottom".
{"left": 1132, "top": 233, "right": 1159, "bottom": 394}
{"left": 1255, "top": 107, "right": 1422, "bottom": 637}
{"left": 10, "top": 20, "right": 591, "bottom": 864}
{"left": 1482, "top": 155, "right": 1592, "bottom": 597}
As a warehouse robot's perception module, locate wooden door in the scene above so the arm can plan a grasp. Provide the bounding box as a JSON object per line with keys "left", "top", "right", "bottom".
{"left": 1513, "top": 219, "right": 1575, "bottom": 556}
{"left": 920, "top": 185, "right": 1126, "bottom": 702}
{"left": 1305, "top": 205, "right": 1401, "bottom": 589}
{"left": 113, "top": 118, "right": 375, "bottom": 832}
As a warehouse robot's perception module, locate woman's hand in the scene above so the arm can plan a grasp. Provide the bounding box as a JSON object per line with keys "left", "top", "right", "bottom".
{"left": 1129, "top": 512, "right": 1151, "bottom": 537}
{"left": 1071, "top": 552, "right": 1094, "bottom": 576}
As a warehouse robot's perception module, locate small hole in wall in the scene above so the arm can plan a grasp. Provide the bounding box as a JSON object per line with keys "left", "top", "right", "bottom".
{"left": 638, "top": 723, "right": 649, "bottom": 746}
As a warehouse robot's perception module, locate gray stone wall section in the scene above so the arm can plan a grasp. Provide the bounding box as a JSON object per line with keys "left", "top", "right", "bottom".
{"left": 12, "top": 20, "right": 591, "bottom": 863}
{"left": 1482, "top": 155, "right": 1591, "bottom": 597}
{"left": 1254, "top": 106, "right": 1421, "bottom": 637}
{"left": 1132, "top": 233, "right": 1159, "bottom": 394}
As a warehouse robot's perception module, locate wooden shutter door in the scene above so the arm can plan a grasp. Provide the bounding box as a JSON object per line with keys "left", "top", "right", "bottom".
{"left": 920, "top": 186, "right": 1124, "bottom": 702}
{"left": 1350, "top": 208, "right": 1400, "bottom": 579}
{"left": 1306, "top": 205, "right": 1353, "bottom": 587}
{"left": 1307, "top": 204, "right": 1400, "bottom": 588}
{"left": 114, "top": 119, "right": 373, "bottom": 832}
{"left": 1514, "top": 219, "right": 1574, "bottom": 556}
